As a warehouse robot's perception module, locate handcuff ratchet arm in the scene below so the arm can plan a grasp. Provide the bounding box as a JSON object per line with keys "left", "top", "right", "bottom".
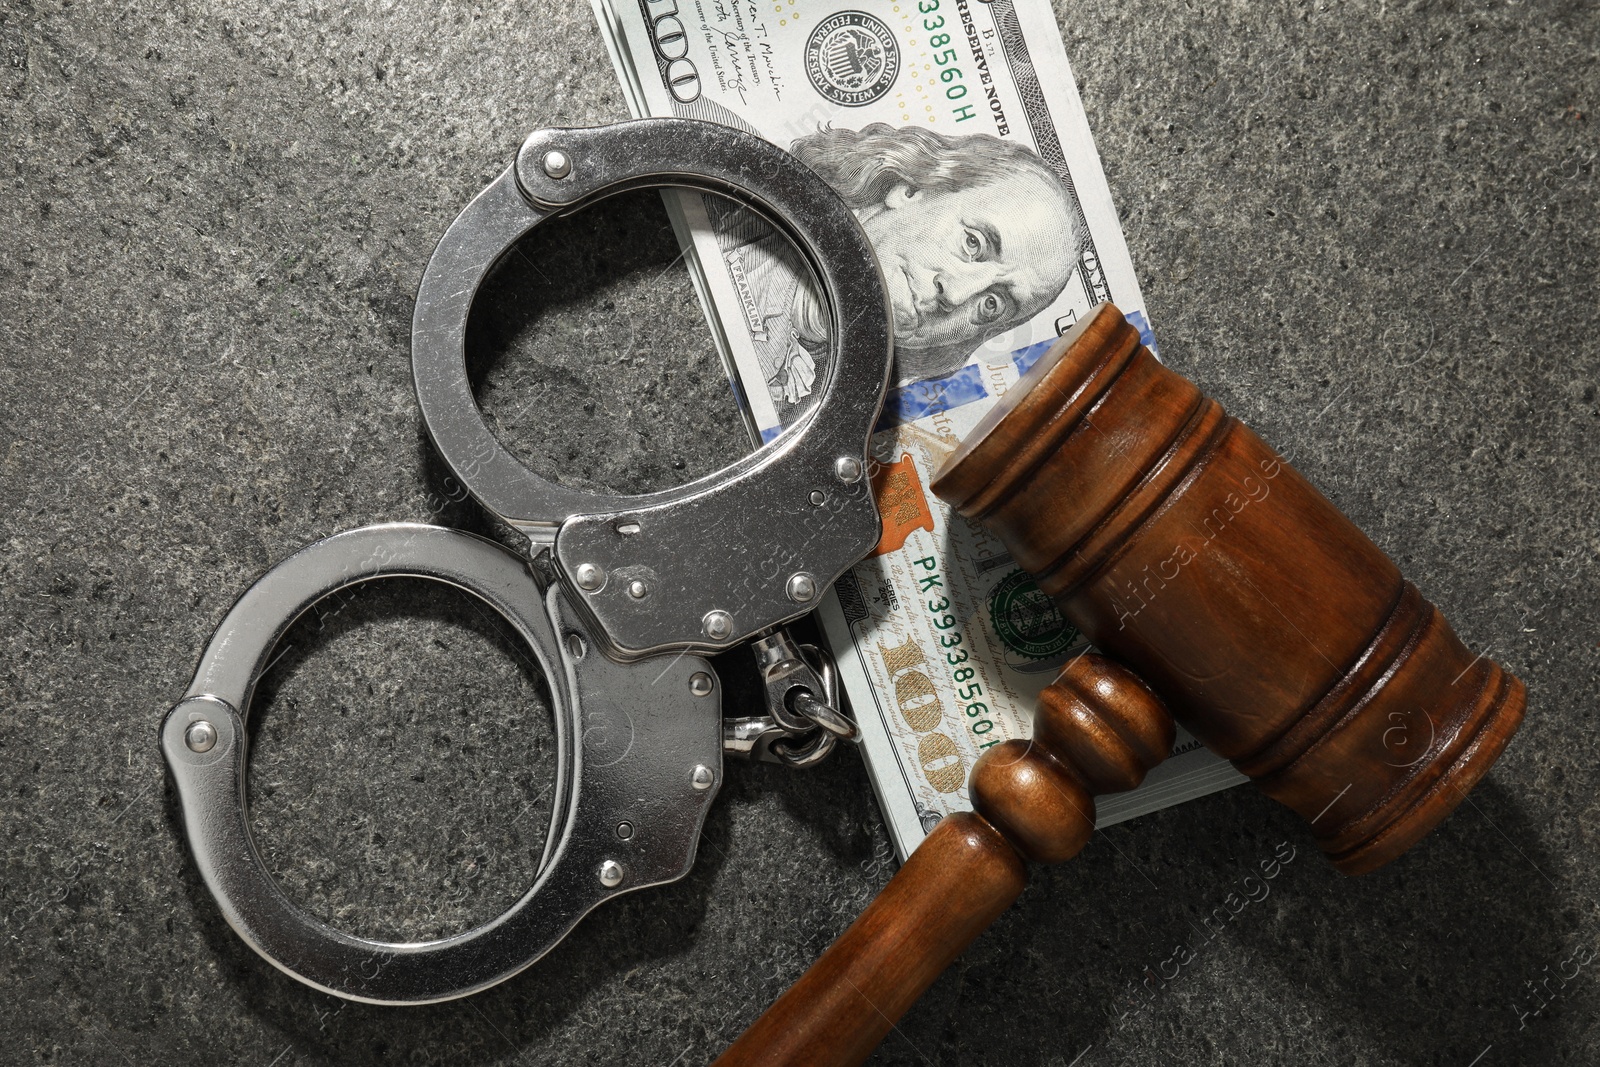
{"left": 160, "top": 524, "right": 722, "bottom": 1004}
{"left": 411, "top": 119, "right": 893, "bottom": 662}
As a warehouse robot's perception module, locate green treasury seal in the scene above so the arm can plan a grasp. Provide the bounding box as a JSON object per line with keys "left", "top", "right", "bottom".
{"left": 988, "top": 569, "right": 1077, "bottom": 660}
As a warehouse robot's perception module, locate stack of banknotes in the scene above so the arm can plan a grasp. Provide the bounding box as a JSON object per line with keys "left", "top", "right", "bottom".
{"left": 592, "top": 0, "right": 1246, "bottom": 860}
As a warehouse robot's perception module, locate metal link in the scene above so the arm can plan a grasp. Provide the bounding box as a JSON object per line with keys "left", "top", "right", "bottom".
{"left": 725, "top": 634, "right": 855, "bottom": 766}
{"left": 770, "top": 729, "right": 839, "bottom": 769}
{"left": 789, "top": 688, "right": 858, "bottom": 741}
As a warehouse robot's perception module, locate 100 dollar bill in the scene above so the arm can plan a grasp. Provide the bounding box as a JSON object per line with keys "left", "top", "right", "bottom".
{"left": 593, "top": 0, "right": 1244, "bottom": 858}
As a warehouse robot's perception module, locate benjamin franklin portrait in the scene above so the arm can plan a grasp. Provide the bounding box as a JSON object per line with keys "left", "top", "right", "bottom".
{"left": 709, "top": 123, "right": 1086, "bottom": 423}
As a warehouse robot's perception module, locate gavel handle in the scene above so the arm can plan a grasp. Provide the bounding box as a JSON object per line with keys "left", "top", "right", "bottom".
{"left": 714, "top": 654, "right": 1174, "bottom": 1067}
{"left": 713, "top": 813, "right": 1024, "bottom": 1067}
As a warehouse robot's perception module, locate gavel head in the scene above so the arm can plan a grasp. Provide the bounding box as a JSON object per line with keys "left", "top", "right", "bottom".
{"left": 931, "top": 303, "right": 1525, "bottom": 875}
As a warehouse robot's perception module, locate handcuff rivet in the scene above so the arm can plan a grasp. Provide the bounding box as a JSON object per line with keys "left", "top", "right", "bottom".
{"left": 702, "top": 610, "right": 733, "bottom": 641}
{"left": 786, "top": 573, "right": 817, "bottom": 604}
{"left": 575, "top": 562, "right": 605, "bottom": 591}
{"left": 597, "top": 860, "right": 624, "bottom": 888}
{"left": 691, "top": 765, "right": 715, "bottom": 791}
{"left": 808, "top": 489, "right": 826, "bottom": 506}
{"left": 835, "top": 456, "right": 864, "bottom": 484}
{"left": 185, "top": 720, "right": 217, "bottom": 753}
{"left": 615, "top": 822, "right": 634, "bottom": 841}
{"left": 627, "top": 579, "right": 649, "bottom": 599}
{"left": 542, "top": 149, "right": 573, "bottom": 179}
{"left": 689, "top": 671, "right": 714, "bottom": 697}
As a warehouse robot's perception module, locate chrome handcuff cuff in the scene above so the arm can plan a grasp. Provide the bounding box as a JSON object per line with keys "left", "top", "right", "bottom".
{"left": 160, "top": 119, "right": 891, "bottom": 1005}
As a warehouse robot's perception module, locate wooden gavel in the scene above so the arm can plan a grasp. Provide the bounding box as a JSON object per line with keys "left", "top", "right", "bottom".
{"left": 714, "top": 303, "right": 1526, "bottom": 1066}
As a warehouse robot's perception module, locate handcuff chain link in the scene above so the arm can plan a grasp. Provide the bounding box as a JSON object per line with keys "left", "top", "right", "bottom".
{"left": 724, "top": 631, "right": 857, "bottom": 768}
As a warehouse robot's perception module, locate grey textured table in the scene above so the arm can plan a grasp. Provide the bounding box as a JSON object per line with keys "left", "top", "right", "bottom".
{"left": 3, "top": 2, "right": 1596, "bottom": 1064}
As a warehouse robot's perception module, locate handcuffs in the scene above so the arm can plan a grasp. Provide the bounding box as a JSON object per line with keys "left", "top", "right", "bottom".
{"left": 160, "top": 119, "right": 892, "bottom": 1004}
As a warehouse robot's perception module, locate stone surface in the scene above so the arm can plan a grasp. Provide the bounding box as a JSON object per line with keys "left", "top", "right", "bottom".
{"left": 1, "top": 1, "right": 1596, "bottom": 1064}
